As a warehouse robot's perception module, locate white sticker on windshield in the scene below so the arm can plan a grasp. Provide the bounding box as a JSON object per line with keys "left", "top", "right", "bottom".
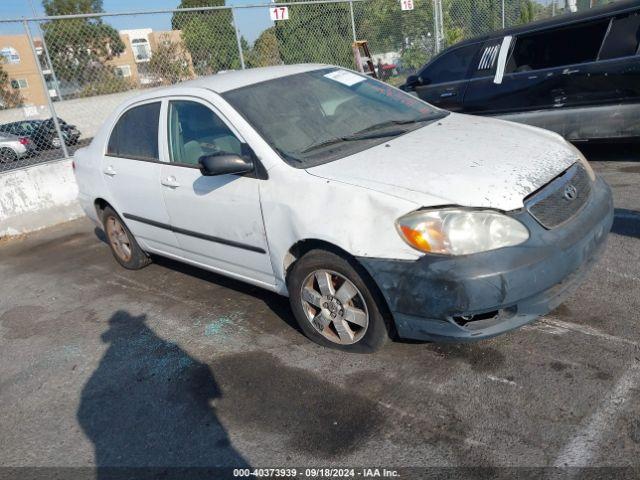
{"left": 324, "top": 69, "right": 366, "bottom": 87}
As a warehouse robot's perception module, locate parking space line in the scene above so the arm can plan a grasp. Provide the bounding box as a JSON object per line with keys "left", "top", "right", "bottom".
{"left": 542, "top": 317, "right": 638, "bottom": 348}
{"left": 553, "top": 362, "right": 640, "bottom": 467}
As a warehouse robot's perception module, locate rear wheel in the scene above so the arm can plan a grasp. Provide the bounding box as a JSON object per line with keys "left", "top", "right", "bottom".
{"left": 287, "top": 249, "right": 390, "bottom": 353}
{"left": 0, "top": 148, "right": 18, "bottom": 163}
{"left": 102, "top": 207, "right": 151, "bottom": 270}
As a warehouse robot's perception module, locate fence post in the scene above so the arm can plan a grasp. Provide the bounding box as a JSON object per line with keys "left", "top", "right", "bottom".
{"left": 23, "top": 19, "right": 69, "bottom": 159}
{"left": 502, "top": 0, "right": 505, "bottom": 28}
{"left": 349, "top": 0, "right": 357, "bottom": 43}
{"left": 231, "top": 8, "right": 246, "bottom": 70}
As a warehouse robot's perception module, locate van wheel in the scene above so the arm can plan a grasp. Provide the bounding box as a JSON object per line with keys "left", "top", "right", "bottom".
{"left": 287, "top": 249, "right": 389, "bottom": 353}
{"left": 102, "top": 206, "right": 151, "bottom": 270}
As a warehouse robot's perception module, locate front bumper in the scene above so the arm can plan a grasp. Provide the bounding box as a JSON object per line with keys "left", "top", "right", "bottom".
{"left": 359, "top": 176, "right": 614, "bottom": 342}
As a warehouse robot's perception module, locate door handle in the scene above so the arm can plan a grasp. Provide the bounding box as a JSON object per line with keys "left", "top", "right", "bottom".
{"left": 103, "top": 165, "right": 116, "bottom": 176}
{"left": 562, "top": 68, "right": 580, "bottom": 75}
{"left": 440, "top": 92, "right": 457, "bottom": 98}
{"left": 161, "top": 176, "right": 180, "bottom": 188}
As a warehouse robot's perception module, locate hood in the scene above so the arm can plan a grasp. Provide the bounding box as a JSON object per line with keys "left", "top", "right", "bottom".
{"left": 306, "top": 113, "right": 580, "bottom": 211}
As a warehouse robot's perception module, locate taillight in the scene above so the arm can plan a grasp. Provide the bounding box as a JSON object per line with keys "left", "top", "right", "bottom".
{"left": 18, "top": 137, "right": 29, "bottom": 145}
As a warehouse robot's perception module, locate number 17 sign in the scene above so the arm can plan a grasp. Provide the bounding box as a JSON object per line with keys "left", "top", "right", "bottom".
{"left": 270, "top": 5, "right": 289, "bottom": 20}
{"left": 400, "top": 0, "right": 414, "bottom": 10}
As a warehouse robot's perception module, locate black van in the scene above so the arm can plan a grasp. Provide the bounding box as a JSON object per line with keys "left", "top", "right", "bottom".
{"left": 401, "top": 0, "right": 640, "bottom": 141}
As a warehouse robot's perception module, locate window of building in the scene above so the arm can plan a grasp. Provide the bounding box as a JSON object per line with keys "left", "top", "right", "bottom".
{"left": 168, "top": 100, "right": 242, "bottom": 166}
{"left": 115, "top": 65, "right": 132, "bottom": 78}
{"left": 107, "top": 102, "right": 160, "bottom": 161}
{"left": 10, "top": 78, "right": 28, "bottom": 89}
{"left": 0, "top": 47, "right": 20, "bottom": 64}
{"left": 507, "top": 20, "right": 610, "bottom": 73}
{"left": 599, "top": 13, "right": 640, "bottom": 60}
{"left": 131, "top": 39, "right": 151, "bottom": 61}
{"left": 420, "top": 44, "right": 480, "bottom": 85}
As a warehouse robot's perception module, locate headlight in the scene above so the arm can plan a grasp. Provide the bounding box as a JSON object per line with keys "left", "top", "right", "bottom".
{"left": 396, "top": 209, "right": 529, "bottom": 256}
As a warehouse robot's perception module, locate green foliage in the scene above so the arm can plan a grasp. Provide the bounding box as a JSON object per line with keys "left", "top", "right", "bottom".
{"left": 0, "top": 62, "right": 24, "bottom": 109}
{"left": 78, "top": 73, "right": 133, "bottom": 97}
{"left": 399, "top": 45, "right": 430, "bottom": 71}
{"left": 273, "top": 1, "right": 353, "bottom": 68}
{"left": 147, "top": 34, "right": 193, "bottom": 85}
{"left": 518, "top": 0, "right": 537, "bottom": 24}
{"left": 171, "top": 0, "right": 239, "bottom": 74}
{"left": 245, "top": 28, "right": 282, "bottom": 68}
{"left": 41, "top": 0, "right": 125, "bottom": 85}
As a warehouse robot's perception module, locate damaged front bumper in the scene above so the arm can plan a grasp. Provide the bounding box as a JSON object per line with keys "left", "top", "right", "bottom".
{"left": 358, "top": 176, "right": 614, "bottom": 342}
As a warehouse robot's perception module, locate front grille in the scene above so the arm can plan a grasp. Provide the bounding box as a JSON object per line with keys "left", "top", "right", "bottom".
{"left": 526, "top": 164, "right": 592, "bottom": 229}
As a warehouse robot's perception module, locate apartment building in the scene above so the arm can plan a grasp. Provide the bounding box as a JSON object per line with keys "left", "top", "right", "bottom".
{"left": 0, "top": 28, "right": 192, "bottom": 109}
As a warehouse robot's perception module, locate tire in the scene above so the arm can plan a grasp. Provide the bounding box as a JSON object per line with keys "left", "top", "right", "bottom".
{"left": 102, "top": 206, "right": 151, "bottom": 270}
{"left": 0, "top": 148, "right": 18, "bottom": 163}
{"left": 287, "top": 249, "right": 390, "bottom": 353}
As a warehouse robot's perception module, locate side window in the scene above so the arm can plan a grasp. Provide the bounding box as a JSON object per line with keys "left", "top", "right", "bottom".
{"left": 507, "top": 20, "right": 610, "bottom": 73}
{"left": 473, "top": 41, "right": 502, "bottom": 77}
{"left": 107, "top": 102, "right": 160, "bottom": 161}
{"left": 420, "top": 44, "right": 480, "bottom": 85}
{"left": 167, "top": 100, "right": 242, "bottom": 166}
{"left": 599, "top": 13, "right": 640, "bottom": 60}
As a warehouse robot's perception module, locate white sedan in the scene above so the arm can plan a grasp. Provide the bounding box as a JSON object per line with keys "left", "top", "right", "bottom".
{"left": 74, "top": 64, "right": 613, "bottom": 352}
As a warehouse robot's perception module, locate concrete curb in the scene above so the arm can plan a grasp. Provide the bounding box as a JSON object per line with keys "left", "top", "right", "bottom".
{"left": 0, "top": 158, "right": 84, "bottom": 238}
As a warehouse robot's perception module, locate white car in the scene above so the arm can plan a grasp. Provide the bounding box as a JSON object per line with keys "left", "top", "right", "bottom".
{"left": 74, "top": 64, "right": 613, "bottom": 352}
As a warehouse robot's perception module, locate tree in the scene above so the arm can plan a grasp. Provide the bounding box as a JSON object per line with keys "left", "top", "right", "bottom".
{"left": 518, "top": 0, "right": 538, "bottom": 25}
{"left": 171, "top": 0, "right": 240, "bottom": 75}
{"left": 273, "top": 0, "right": 354, "bottom": 67}
{"left": 246, "top": 27, "right": 282, "bottom": 68}
{"left": 0, "top": 62, "right": 23, "bottom": 109}
{"left": 147, "top": 34, "right": 194, "bottom": 85}
{"left": 41, "top": 0, "right": 126, "bottom": 90}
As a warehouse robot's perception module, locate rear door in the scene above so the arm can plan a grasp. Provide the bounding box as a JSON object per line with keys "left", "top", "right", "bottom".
{"left": 102, "top": 100, "right": 180, "bottom": 252}
{"left": 413, "top": 43, "right": 481, "bottom": 111}
{"left": 564, "top": 12, "right": 640, "bottom": 107}
{"left": 158, "top": 97, "right": 274, "bottom": 287}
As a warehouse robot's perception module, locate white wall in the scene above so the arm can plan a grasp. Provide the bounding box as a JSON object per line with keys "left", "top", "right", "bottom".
{"left": 0, "top": 89, "right": 143, "bottom": 140}
{"left": 0, "top": 159, "right": 83, "bottom": 237}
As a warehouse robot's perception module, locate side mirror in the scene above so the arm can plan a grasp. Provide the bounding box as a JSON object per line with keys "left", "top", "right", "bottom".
{"left": 198, "top": 154, "right": 254, "bottom": 177}
{"left": 403, "top": 75, "right": 420, "bottom": 90}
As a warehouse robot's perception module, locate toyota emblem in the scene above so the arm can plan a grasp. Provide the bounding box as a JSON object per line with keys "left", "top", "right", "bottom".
{"left": 564, "top": 184, "right": 578, "bottom": 201}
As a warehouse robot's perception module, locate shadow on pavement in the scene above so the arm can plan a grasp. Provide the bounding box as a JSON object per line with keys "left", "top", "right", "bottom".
{"left": 612, "top": 208, "right": 640, "bottom": 239}
{"left": 77, "top": 310, "right": 249, "bottom": 478}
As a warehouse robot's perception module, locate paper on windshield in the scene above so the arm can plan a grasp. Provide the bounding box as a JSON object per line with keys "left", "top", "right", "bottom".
{"left": 324, "top": 70, "right": 366, "bottom": 87}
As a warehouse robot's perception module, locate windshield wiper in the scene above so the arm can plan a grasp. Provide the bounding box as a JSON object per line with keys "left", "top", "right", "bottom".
{"left": 353, "top": 116, "right": 438, "bottom": 135}
{"left": 298, "top": 129, "right": 407, "bottom": 154}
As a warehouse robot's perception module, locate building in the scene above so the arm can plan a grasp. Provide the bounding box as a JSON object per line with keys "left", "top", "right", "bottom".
{"left": 0, "top": 35, "right": 55, "bottom": 107}
{"left": 0, "top": 28, "right": 192, "bottom": 110}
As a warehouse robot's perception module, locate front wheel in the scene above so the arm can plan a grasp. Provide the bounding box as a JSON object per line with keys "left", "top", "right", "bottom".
{"left": 287, "top": 249, "right": 390, "bottom": 353}
{"left": 0, "top": 148, "right": 18, "bottom": 163}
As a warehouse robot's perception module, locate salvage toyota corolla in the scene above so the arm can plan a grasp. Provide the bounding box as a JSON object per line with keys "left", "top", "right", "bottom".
{"left": 74, "top": 64, "right": 613, "bottom": 352}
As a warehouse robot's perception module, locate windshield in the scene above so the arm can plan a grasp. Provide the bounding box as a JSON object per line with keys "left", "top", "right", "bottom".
{"left": 223, "top": 68, "right": 447, "bottom": 167}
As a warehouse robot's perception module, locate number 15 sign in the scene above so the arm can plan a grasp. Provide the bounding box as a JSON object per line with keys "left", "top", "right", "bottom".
{"left": 270, "top": 6, "right": 289, "bottom": 20}
{"left": 400, "top": 0, "right": 414, "bottom": 10}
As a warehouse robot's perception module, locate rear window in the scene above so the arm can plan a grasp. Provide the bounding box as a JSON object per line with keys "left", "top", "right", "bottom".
{"left": 599, "top": 13, "right": 640, "bottom": 60}
{"left": 421, "top": 44, "right": 480, "bottom": 84}
{"left": 107, "top": 102, "right": 160, "bottom": 161}
{"left": 507, "top": 20, "right": 610, "bottom": 72}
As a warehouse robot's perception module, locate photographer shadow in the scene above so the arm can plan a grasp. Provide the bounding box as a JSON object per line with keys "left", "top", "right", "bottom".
{"left": 77, "top": 310, "right": 249, "bottom": 477}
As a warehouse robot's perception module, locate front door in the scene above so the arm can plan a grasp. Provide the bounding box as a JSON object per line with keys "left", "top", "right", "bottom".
{"left": 413, "top": 43, "right": 481, "bottom": 111}
{"left": 159, "top": 98, "right": 274, "bottom": 287}
{"left": 102, "top": 100, "right": 179, "bottom": 252}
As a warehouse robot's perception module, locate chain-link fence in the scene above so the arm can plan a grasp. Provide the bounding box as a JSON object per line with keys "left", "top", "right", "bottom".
{"left": 0, "top": 0, "right": 620, "bottom": 172}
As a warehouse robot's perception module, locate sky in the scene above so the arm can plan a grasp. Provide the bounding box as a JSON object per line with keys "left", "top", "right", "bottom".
{"left": 0, "top": 0, "right": 274, "bottom": 43}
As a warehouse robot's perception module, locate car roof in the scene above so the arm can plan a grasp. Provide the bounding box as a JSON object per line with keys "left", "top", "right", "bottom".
{"left": 132, "top": 63, "right": 329, "bottom": 102}
{"left": 452, "top": 0, "right": 640, "bottom": 48}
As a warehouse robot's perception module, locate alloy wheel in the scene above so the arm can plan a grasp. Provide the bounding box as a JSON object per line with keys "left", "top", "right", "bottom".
{"left": 106, "top": 216, "right": 132, "bottom": 262}
{"left": 300, "top": 269, "right": 369, "bottom": 345}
